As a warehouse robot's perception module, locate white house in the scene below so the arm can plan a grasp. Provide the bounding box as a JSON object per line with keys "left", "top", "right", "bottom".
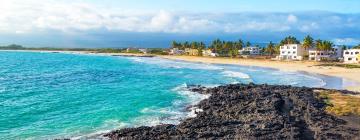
{"left": 202, "top": 49, "right": 218, "bottom": 57}
{"left": 239, "top": 47, "right": 260, "bottom": 55}
{"left": 309, "top": 46, "right": 343, "bottom": 61}
{"left": 139, "top": 49, "right": 148, "bottom": 54}
{"left": 278, "top": 44, "right": 306, "bottom": 60}
{"left": 169, "top": 48, "right": 185, "bottom": 55}
{"left": 333, "top": 46, "right": 344, "bottom": 59}
{"left": 309, "top": 49, "right": 332, "bottom": 61}
{"left": 343, "top": 49, "right": 360, "bottom": 63}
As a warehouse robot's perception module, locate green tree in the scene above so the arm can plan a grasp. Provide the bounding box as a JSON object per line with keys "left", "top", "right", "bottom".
{"left": 198, "top": 42, "right": 206, "bottom": 56}
{"left": 182, "top": 41, "right": 190, "bottom": 50}
{"left": 224, "top": 41, "right": 234, "bottom": 57}
{"left": 354, "top": 44, "right": 360, "bottom": 49}
{"left": 234, "top": 39, "right": 244, "bottom": 50}
{"left": 316, "top": 40, "right": 333, "bottom": 51}
{"left": 246, "top": 41, "right": 251, "bottom": 47}
{"left": 280, "top": 36, "right": 300, "bottom": 45}
{"left": 265, "top": 41, "right": 275, "bottom": 56}
{"left": 341, "top": 45, "right": 347, "bottom": 50}
{"left": 302, "top": 35, "right": 314, "bottom": 50}
{"left": 171, "top": 41, "right": 182, "bottom": 49}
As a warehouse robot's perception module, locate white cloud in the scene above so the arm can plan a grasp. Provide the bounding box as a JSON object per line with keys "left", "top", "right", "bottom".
{"left": 0, "top": 0, "right": 359, "bottom": 37}
{"left": 150, "top": 10, "right": 174, "bottom": 31}
{"left": 287, "top": 14, "right": 298, "bottom": 23}
{"left": 333, "top": 38, "right": 360, "bottom": 45}
{"left": 299, "top": 22, "right": 319, "bottom": 32}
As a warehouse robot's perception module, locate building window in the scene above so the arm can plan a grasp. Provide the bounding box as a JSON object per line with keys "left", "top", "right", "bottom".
{"left": 294, "top": 56, "right": 297, "bottom": 59}
{"left": 351, "top": 52, "right": 353, "bottom": 55}
{"left": 293, "top": 47, "right": 296, "bottom": 49}
{"left": 282, "top": 51, "right": 285, "bottom": 54}
{"left": 288, "top": 51, "right": 291, "bottom": 54}
{"left": 281, "top": 46, "right": 284, "bottom": 49}
{"left": 356, "top": 52, "right": 359, "bottom": 55}
{"left": 287, "top": 46, "right": 290, "bottom": 49}
{"left": 345, "top": 52, "right": 349, "bottom": 54}
{"left": 348, "top": 58, "right": 352, "bottom": 61}
{"left": 293, "top": 51, "right": 296, "bottom": 54}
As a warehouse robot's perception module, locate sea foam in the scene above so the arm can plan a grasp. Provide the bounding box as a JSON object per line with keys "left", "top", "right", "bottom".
{"left": 221, "top": 71, "right": 251, "bottom": 79}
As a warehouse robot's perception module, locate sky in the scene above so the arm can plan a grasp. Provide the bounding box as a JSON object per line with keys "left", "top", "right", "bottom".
{"left": 0, "top": 0, "right": 360, "bottom": 48}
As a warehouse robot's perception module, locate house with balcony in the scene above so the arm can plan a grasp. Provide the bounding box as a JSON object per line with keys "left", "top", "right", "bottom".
{"left": 309, "top": 46, "right": 343, "bottom": 61}
{"left": 202, "top": 49, "right": 218, "bottom": 57}
{"left": 278, "top": 44, "right": 306, "bottom": 60}
{"left": 169, "top": 48, "right": 185, "bottom": 55}
{"left": 239, "top": 46, "right": 260, "bottom": 56}
{"left": 343, "top": 49, "right": 360, "bottom": 63}
{"left": 185, "top": 48, "right": 199, "bottom": 56}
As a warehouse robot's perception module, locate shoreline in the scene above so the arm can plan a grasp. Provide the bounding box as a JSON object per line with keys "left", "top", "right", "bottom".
{"left": 2, "top": 50, "right": 359, "bottom": 91}
{"left": 158, "top": 55, "right": 360, "bottom": 92}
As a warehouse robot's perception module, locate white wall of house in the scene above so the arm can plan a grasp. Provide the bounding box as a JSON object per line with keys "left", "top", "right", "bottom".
{"left": 278, "top": 44, "right": 305, "bottom": 60}
{"left": 309, "top": 50, "right": 331, "bottom": 61}
{"left": 170, "top": 48, "right": 184, "bottom": 55}
{"left": 202, "top": 50, "right": 218, "bottom": 57}
{"left": 239, "top": 47, "right": 260, "bottom": 55}
{"left": 333, "top": 46, "right": 343, "bottom": 58}
{"left": 343, "top": 49, "right": 360, "bottom": 63}
{"left": 309, "top": 46, "right": 343, "bottom": 61}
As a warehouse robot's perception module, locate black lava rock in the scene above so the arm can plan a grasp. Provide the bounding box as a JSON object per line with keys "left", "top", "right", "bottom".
{"left": 105, "top": 84, "right": 360, "bottom": 140}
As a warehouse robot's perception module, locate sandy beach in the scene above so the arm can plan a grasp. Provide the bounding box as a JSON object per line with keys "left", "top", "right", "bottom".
{"left": 159, "top": 55, "right": 360, "bottom": 92}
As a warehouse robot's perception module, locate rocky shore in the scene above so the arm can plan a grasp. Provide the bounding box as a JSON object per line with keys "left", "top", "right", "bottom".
{"left": 105, "top": 84, "right": 360, "bottom": 140}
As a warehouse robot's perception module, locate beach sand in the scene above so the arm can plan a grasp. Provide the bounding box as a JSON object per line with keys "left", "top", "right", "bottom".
{"left": 159, "top": 55, "right": 360, "bottom": 92}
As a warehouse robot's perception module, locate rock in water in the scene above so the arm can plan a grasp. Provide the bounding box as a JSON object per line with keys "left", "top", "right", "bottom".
{"left": 105, "top": 84, "right": 360, "bottom": 140}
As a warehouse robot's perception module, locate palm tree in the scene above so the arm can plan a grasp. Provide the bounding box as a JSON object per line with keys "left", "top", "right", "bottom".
{"left": 171, "top": 41, "right": 177, "bottom": 49}
{"left": 224, "top": 41, "right": 234, "bottom": 57}
{"left": 265, "top": 41, "right": 275, "bottom": 56}
{"left": 322, "top": 40, "right": 333, "bottom": 51}
{"left": 198, "top": 42, "right": 206, "bottom": 56}
{"left": 354, "top": 44, "right": 360, "bottom": 49}
{"left": 303, "top": 35, "right": 314, "bottom": 50}
{"left": 280, "top": 36, "right": 300, "bottom": 45}
{"left": 316, "top": 40, "right": 333, "bottom": 51}
{"left": 235, "top": 39, "right": 244, "bottom": 50}
{"left": 246, "top": 41, "right": 251, "bottom": 47}
{"left": 315, "top": 39, "right": 322, "bottom": 49}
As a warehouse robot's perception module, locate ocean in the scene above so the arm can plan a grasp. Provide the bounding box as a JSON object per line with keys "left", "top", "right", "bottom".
{"left": 0, "top": 51, "right": 353, "bottom": 139}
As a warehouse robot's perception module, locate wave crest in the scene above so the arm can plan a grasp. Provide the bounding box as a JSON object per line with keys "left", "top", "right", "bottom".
{"left": 222, "top": 71, "right": 250, "bottom": 79}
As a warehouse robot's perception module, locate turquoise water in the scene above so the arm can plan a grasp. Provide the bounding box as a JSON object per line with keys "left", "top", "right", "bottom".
{"left": 0, "top": 51, "right": 350, "bottom": 139}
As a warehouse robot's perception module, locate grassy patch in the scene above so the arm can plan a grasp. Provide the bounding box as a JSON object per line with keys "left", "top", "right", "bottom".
{"left": 315, "top": 90, "right": 360, "bottom": 116}
{"left": 316, "top": 63, "right": 360, "bottom": 69}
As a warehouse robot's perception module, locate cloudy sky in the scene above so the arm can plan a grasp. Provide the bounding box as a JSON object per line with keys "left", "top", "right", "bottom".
{"left": 0, "top": 0, "right": 360, "bottom": 48}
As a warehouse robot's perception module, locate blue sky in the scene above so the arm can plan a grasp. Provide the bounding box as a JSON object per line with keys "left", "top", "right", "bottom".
{"left": 0, "top": 0, "right": 359, "bottom": 48}
{"left": 87, "top": 0, "right": 360, "bottom": 13}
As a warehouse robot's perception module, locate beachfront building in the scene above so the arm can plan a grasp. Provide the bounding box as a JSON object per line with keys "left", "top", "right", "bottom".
{"left": 185, "top": 48, "right": 199, "bottom": 56}
{"left": 309, "top": 46, "right": 343, "bottom": 61}
{"left": 126, "top": 48, "right": 138, "bottom": 53}
{"left": 239, "top": 47, "right": 260, "bottom": 55}
{"left": 202, "top": 49, "right": 218, "bottom": 57}
{"left": 343, "top": 49, "right": 360, "bottom": 63}
{"left": 308, "top": 49, "right": 332, "bottom": 61}
{"left": 278, "top": 44, "right": 306, "bottom": 60}
{"left": 333, "top": 46, "right": 344, "bottom": 59}
{"left": 169, "top": 48, "right": 185, "bottom": 55}
{"left": 139, "top": 49, "right": 148, "bottom": 54}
